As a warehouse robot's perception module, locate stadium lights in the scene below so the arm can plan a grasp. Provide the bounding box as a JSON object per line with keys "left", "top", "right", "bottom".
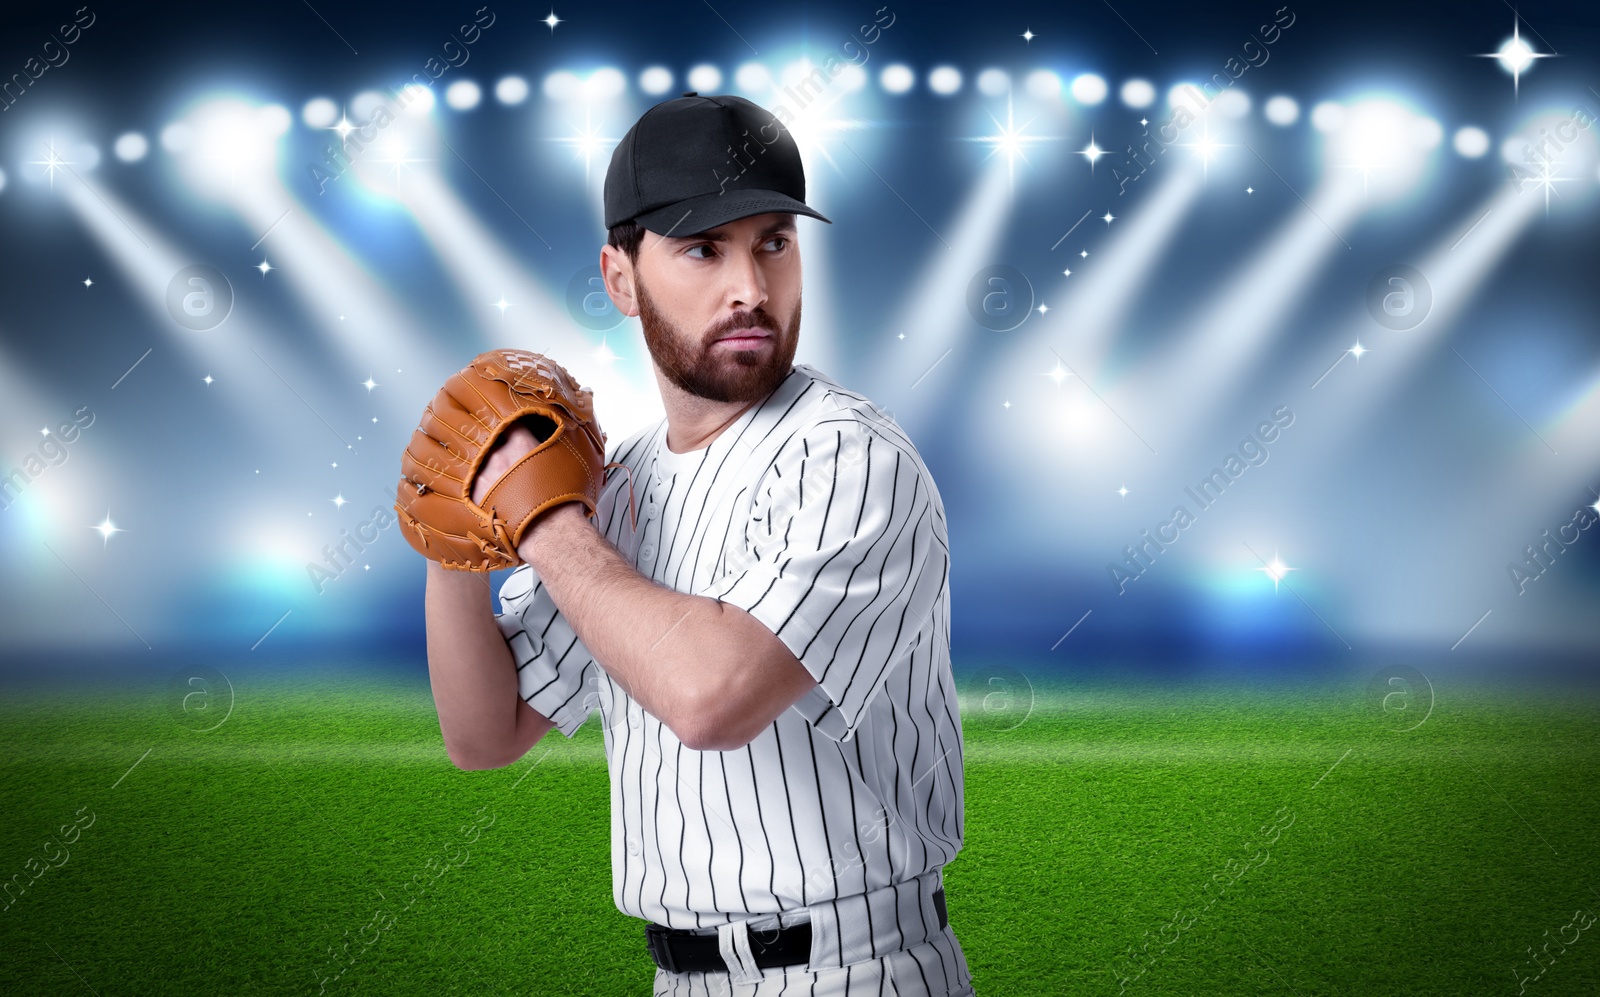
{"left": 1121, "top": 78, "right": 1155, "bottom": 108}
{"left": 638, "top": 66, "right": 672, "bottom": 95}
{"left": 444, "top": 79, "right": 481, "bottom": 110}
{"left": 977, "top": 68, "right": 1010, "bottom": 96}
{"left": 880, "top": 64, "right": 914, "bottom": 94}
{"left": 1117, "top": 97, "right": 1439, "bottom": 460}
{"left": 495, "top": 75, "right": 529, "bottom": 105}
{"left": 1277, "top": 103, "right": 1597, "bottom": 507}
{"left": 113, "top": 132, "right": 149, "bottom": 162}
{"left": 735, "top": 62, "right": 772, "bottom": 93}
{"left": 687, "top": 64, "right": 722, "bottom": 92}
{"left": 166, "top": 96, "right": 454, "bottom": 393}
{"left": 1321, "top": 97, "right": 1433, "bottom": 202}
{"left": 168, "top": 97, "right": 284, "bottom": 196}
{"left": 1025, "top": 70, "right": 1061, "bottom": 100}
{"left": 1264, "top": 95, "right": 1298, "bottom": 126}
{"left": 1071, "top": 73, "right": 1108, "bottom": 105}
{"left": 343, "top": 109, "right": 658, "bottom": 440}
{"left": 302, "top": 97, "right": 338, "bottom": 128}
{"left": 543, "top": 71, "right": 582, "bottom": 101}
{"left": 583, "top": 67, "right": 626, "bottom": 101}
{"left": 1382, "top": 109, "right": 1599, "bottom": 613}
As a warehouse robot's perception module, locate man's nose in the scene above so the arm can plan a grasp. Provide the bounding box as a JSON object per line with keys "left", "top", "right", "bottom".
{"left": 723, "top": 246, "right": 767, "bottom": 310}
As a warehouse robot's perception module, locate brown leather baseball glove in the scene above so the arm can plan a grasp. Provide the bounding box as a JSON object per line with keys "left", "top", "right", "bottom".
{"left": 394, "top": 349, "right": 619, "bottom": 571}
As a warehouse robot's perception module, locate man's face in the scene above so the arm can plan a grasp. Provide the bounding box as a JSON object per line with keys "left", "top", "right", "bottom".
{"left": 619, "top": 212, "right": 802, "bottom": 405}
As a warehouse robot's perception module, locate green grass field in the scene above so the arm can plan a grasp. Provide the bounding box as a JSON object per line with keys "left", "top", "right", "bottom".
{"left": 1, "top": 668, "right": 1597, "bottom": 995}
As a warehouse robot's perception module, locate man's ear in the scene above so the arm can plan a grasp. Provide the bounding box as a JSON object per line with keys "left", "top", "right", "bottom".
{"left": 599, "top": 245, "right": 639, "bottom": 318}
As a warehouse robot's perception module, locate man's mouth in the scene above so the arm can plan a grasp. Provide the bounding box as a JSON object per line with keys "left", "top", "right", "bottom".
{"left": 713, "top": 328, "right": 772, "bottom": 347}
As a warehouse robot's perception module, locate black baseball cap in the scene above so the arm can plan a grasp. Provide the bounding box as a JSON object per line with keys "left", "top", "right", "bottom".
{"left": 603, "top": 92, "right": 832, "bottom": 237}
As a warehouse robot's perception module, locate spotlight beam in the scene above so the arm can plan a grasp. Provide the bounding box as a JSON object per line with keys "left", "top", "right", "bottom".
{"left": 57, "top": 180, "right": 319, "bottom": 434}
{"left": 862, "top": 166, "right": 1013, "bottom": 431}
{"left": 1128, "top": 182, "right": 1366, "bottom": 457}
{"left": 396, "top": 170, "right": 662, "bottom": 442}
{"left": 992, "top": 168, "right": 1203, "bottom": 405}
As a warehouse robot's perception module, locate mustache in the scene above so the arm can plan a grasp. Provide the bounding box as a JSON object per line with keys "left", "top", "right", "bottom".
{"left": 706, "top": 309, "right": 780, "bottom": 343}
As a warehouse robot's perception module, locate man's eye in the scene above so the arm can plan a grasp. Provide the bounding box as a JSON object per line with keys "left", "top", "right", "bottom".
{"left": 685, "top": 244, "right": 715, "bottom": 259}
{"left": 764, "top": 236, "right": 790, "bottom": 252}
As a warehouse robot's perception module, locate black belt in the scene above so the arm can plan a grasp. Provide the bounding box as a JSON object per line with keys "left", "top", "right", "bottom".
{"left": 645, "top": 887, "right": 947, "bottom": 974}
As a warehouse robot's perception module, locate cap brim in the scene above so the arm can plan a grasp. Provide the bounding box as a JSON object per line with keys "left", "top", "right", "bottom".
{"left": 633, "top": 188, "right": 832, "bottom": 238}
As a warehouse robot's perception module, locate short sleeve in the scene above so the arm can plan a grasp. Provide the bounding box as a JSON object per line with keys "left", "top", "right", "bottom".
{"left": 699, "top": 422, "right": 947, "bottom": 742}
{"left": 494, "top": 564, "right": 599, "bottom": 739}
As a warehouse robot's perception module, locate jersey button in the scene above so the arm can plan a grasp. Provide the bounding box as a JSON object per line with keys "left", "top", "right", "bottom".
{"left": 629, "top": 712, "right": 641, "bottom": 729}
{"left": 627, "top": 836, "right": 641, "bottom": 855}
{"left": 639, "top": 542, "right": 656, "bottom": 561}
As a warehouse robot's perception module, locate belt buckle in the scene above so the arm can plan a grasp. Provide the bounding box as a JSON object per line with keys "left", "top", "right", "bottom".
{"left": 644, "top": 923, "right": 679, "bottom": 974}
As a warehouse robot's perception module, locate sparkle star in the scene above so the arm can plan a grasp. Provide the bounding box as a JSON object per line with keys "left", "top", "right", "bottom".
{"left": 1118, "top": 485, "right": 1129, "bottom": 498}
{"left": 29, "top": 139, "right": 72, "bottom": 190}
{"left": 362, "top": 377, "right": 379, "bottom": 392}
{"left": 1102, "top": 211, "right": 1115, "bottom": 225}
{"left": 1246, "top": 186, "right": 1255, "bottom": 194}
{"left": 591, "top": 338, "right": 620, "bottom": 364}
{"left": 82, "top": 277, "right": 94, "bottom": 288}
{"left": 1257, "top": 550, "right": 1295, "bottom": 591}
{"left": 963, "top": 94, "right": 1054, "bottom": 189}
{"left": 1044, "top": 362, "right": 1071, "bottom": 386}
{"left": 1177, "top": 116, "right": 1234, "bottom": 178}
{"left": 40, "top": 427, "right": 50, "bottom": 436}
{"left": 543, "top": 9, "right": 562, "bottom": 31}
{"left": 551, "top": 108, "right": 620, "bottom": 182}
{"left": 1348, "top": 341, "right": 1368, "bottom": 360}
{"left": 256, "top": 259, "right": 273, "bottom": 276}
{"left": 1021, "top": 28, "right": 1035, "bottom": 43}
{"left": 91, "top": 511, "right": 122, "bottom": 547}
{"left": 203, "top": 375, "right": 214, "bottom": 385}
{"left": 1037, "top": 304, "right": 1050, "bottom": 315}
{"left": 1079, "top": 249, "right": 1089, "bottom": 259}
{"left": 372, "top": 140, "right": 426, "bottom": 186}
{"left": 332, "top": 493, "right": 347, "bottom": 509}
{"left": 331, "top": 113, "right": 356, "bottom": 141}
{"left": 1526, "top": 158, "right": 1573, "bottom": 215}
{"left": 1478, "top": 19, "right": 1552, "bottom": 98}
{"left": 1078, "top": 134, "right": 1106, "bottom": 172}
{"left": 1062, "top": 268, "right": 1072, "bottom": 277}
{"left": 1592, "top": 497, "right": 1600, "bottom": 515}
{"left": 1002, "top": 400, "right": 1011, "bottom": 409}
{"left": 491, "top": 296, "right": 511, "bottom": 315}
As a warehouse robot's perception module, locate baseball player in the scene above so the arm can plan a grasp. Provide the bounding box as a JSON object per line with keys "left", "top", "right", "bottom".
{"left": 415, "top": 93, "right": 972, "bottom": 996}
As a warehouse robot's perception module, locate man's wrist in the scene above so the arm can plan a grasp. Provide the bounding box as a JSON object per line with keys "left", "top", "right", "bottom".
{"left": 516, "top": 501, "right": 593, "bottom": 570}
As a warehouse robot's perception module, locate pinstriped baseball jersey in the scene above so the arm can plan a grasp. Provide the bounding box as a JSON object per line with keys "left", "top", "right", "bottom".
{"left": 493, "top": 363, "right": 964, "bottom": 971}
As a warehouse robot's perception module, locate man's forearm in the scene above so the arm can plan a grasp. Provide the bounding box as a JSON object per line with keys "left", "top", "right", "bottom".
{"left": 518, "top": 506, "right": 765, "bottom": 748}
{"left": 424, "top": 561, "right": 553, "bottom": 768}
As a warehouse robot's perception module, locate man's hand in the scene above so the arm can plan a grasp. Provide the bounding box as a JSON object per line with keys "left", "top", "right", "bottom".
{"left": 470, "top": 420, "right": 542, "bottom": 507}
{"left": 471, "top": 420, "right": 597, "bottom": 567}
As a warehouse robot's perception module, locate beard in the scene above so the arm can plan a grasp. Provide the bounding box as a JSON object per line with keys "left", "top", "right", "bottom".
{"left": 636, "top": 274, "right": 800, "bottom": 404}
